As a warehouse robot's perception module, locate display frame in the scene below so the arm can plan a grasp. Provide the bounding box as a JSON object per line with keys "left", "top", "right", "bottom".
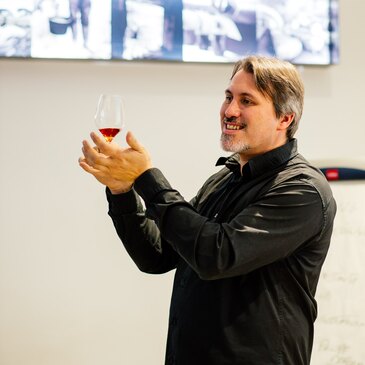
{"left": 0, "top": 0, "right": 339, "bottom": 65}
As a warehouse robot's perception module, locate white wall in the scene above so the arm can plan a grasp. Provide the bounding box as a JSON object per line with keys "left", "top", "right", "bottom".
{"left": 1, "top": 1, "right": 365, "bottom": 364}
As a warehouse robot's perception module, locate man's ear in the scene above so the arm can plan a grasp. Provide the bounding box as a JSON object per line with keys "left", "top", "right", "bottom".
{"left": 278, "top": 113, "right": 295, "bottom": 131}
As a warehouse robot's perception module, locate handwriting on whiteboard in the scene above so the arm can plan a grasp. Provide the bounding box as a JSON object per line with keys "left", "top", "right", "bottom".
{"left": 311, "top": 182, "right": 365, "bottom": 365}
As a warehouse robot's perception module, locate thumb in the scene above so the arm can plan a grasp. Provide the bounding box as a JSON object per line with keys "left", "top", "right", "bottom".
{"left": 126, "top": 131, "right": 144, "bottom": 152}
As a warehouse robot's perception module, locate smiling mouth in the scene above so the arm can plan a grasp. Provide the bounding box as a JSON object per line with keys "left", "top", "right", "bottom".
{"left": 223, "top": 117, "right": 245, "bottom": 131}
{"left": 225, "top": 123, "right": 244, "bottom": 130}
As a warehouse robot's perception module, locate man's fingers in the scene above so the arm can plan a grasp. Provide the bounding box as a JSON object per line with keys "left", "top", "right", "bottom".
{"left": 82, "top": 142, "right": 96, "bottom": 165}
{"left": 90, "top": 131, "right": 115, "bottom": 155}
{"left": 82, "top": 139, "right": 98, "bottom": 158}
{"left": 79, "top": 159, "right": 97, "bottom": 174}
{"left": 126, "top": 131, "right": 144, "bottom": 152}
{"left": 79, "top": 157, "right": 109, "bottom": 176}
{"left": 82, "top": 139, "right": 112, "bottom": 169}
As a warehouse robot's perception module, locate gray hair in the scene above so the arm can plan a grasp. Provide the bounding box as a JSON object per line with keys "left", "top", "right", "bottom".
{"left": 231, "top": 56, "right": 305, "bottom": 139}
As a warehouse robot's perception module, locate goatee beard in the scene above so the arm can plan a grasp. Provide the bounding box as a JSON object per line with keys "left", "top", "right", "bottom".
{"left": 220, "top": 133, "right": 250, "bottom": 153}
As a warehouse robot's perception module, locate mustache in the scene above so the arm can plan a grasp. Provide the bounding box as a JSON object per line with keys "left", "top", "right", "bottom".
{"left": 223, "top": 117, "right": 238, "bottom": 123}
{"left": 223, "top": 117, "right": 246, "bottom": 128}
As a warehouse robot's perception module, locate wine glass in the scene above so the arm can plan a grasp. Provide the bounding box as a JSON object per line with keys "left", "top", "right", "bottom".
{"left": 94, "top": 94, "right": 125, "bottom": 142}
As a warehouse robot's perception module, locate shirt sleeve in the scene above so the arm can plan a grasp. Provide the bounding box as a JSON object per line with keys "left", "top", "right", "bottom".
{"left": 106, "top": 187, "right": 180, "bottom": 274}
{"left": 134, "top": 168, "right": 326, "bottom": 280}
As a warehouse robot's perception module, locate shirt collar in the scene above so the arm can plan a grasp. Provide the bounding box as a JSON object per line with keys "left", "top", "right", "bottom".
{"left": 215, "top": 139, "right": 298, "bottom": 178}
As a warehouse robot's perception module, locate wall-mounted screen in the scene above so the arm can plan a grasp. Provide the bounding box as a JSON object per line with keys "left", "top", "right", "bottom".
{"left": 0, "top": 0, "right": 339, "bottom": 65}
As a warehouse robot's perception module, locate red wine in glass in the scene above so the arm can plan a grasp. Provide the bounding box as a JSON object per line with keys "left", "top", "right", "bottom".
{"left": 95, "top": 94, "right": 124, "bottom": 142}
{"left": 98, "top": 128, "right": 121, "bottom": 142}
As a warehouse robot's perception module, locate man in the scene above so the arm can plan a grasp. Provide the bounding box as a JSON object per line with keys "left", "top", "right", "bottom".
{"left": 69, "top": 0, "right": 91, "bottom": 48}
{"left": 111, "top": 0, "right": 127, "bottom": 59}
{"left": 79, "top": 56, "right": 336, "bottom": 365}
{"left": 161, "top": 0, "right": 183, "bottom": 60}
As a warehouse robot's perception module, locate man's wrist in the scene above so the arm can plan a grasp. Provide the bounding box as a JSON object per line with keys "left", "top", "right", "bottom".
{"left": 134, "top": 168, "right": 172, "bottom": 202}
{"left": 106, "top": 186, "right": 140, "bottom": 215}
{"left": 109, "top": 184, "right": 133, "bottom": 195}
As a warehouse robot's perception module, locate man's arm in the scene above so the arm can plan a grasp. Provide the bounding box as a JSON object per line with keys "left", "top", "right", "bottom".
{"left": 106, "top": 187, "right": 180, "bottom": 274}
{"left": 79, "top": 132, "right": 328, "bottom": 280}
{"left": 134, "top": 168, "right": 328, "bottom": 280}
{"left": 79, "top": 131, "right": 179, "bottom": 274}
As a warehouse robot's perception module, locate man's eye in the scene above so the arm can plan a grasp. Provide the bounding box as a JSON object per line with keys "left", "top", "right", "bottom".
{"left": 225, "top": 95, "right": 232, "bottom": 102}
{"left": 241, "top": 98, "right": 252, "bottom": 105}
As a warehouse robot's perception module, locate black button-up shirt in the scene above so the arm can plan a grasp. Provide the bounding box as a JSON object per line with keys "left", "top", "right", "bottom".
{"left": 107, "top": 139, "right": 336, "bottom": 365}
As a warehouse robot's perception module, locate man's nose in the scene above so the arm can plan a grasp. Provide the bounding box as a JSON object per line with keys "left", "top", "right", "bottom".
{"left": 225, "top": 100, "right": 240, "bottom": 118}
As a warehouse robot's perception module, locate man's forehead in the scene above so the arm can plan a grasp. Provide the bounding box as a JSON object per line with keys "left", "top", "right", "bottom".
{"left": 226, "top": 71, "right": 260, "bottom": 96}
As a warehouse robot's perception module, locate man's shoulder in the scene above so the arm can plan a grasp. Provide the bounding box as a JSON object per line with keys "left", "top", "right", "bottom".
{"left": 277, "top": 153, "right": 335, "bottom": 207}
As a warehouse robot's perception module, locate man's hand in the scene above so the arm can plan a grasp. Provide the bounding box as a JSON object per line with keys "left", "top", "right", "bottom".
{"left": 79, "top": 131, "right": 152, "bottom": 194}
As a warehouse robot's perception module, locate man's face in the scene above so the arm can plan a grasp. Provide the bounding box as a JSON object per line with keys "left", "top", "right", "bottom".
{"left": 220, "top": 69, "right": 290, "bottom": 163}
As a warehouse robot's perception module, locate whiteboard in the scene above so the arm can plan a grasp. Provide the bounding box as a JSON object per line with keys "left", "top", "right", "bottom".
{"left": 311, "top": 181, "right": 365, "bottom": 365}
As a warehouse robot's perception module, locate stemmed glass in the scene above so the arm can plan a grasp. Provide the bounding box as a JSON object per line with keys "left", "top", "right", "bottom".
{"left": 94, "top": 94, "right": 125, "bottom": 142}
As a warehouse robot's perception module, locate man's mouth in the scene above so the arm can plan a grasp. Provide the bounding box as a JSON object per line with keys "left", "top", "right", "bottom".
{"left": 225, "top": 123, "right": 244, "bottom": 130}
{"left": 223, "top": 118, "right": 245, "bottom": 131}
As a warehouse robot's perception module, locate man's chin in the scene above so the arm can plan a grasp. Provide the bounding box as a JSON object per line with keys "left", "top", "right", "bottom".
{"left": 220, "top": 135, "right": 249, "bottom": 153}
{"left": 221, "top": 143, "right": 233, "bottom": 152}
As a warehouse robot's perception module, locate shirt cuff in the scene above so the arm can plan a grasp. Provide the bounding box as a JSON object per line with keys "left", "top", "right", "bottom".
{"left": 106, "top": 187, "right": 140, "bottom": 215}
{"left": 134, "top": 168, "right": 172, "bottom": 203}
